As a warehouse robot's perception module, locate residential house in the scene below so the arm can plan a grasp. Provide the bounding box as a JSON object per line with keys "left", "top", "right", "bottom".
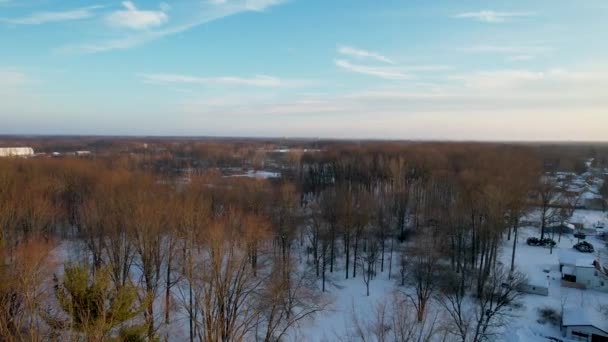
{"left": 562, "top": 307, "right": 608, "bottom": 341}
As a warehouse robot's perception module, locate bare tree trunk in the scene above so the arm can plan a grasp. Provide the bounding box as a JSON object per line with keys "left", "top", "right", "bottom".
{"left": 510, "top": 226, "right": 518, "bottom": 273}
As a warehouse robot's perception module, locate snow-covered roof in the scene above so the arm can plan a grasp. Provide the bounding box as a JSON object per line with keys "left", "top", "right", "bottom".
{"left": 562, "top": 265, "right": 575, "bottom": 275}
{"left": 559, "top": 250, "right": 579, "bottom": 265}
{"left": 562, "top": 307, "right": 608, "bottom": 333}
{"left": 559, "top": 250, "right": 595, "bottom": 267}
{"left": 575, "top": 259, "right": 595, "bottom": 268}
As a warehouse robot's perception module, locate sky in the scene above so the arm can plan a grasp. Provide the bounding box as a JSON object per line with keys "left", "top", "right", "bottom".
{"left": 1, "top": 0, "right": 607, "bottom": 140}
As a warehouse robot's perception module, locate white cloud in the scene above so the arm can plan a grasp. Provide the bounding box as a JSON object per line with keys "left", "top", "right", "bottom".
{"left": 141, "top": 73, "right": 283, "bottom": 87}
{"left": 334, "top": 60, "right": 448, "bottom": 80}
{"left": 0, "top": 69, "right": 29, "bottom": 87}
{"left": 61, "top": 0, "right": 286, "bottom": 53}
{"left": 461, "top": 45, "right": 551, "bottom": 62}
{"left": 448, "top": 70, "right": 545, "bottom": 88}
{"left": 462, "top": 45, "right": 550, "bottom": 54}
{"left": 178, "top": 68, "right": 608, "bottom": 110}
{"left": 338, "top": 45, "right": 394, "bottom": 64}
{"left": 245, "top": 0, "right": 285, "bottom": 11}
{"left": 335, "top": 59, "right": 411, "bottom": 80}
{"left": 453, "top": 10, "right": 533, "bottom": 23}
{"left": 2, "top": 6, "right": 100, "bottom": 25}
{"left": 105, "top": 1, "right": 168, "bottom": 30}
{"left": 507, "top": 55, "right": 535, "bottom": 62}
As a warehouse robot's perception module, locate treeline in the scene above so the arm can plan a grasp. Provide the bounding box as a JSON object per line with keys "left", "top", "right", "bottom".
{"left": 0, "top": 157, "right": 323, "bottom": 341}
{"left": 0, "top": 141, "right": 592, "bottom": 341}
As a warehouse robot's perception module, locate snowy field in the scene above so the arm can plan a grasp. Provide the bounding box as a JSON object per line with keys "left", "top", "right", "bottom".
{"left": 291, "top": 209, "right": 608, "bottom": 342}
{"left": 46, "top": 209, "right": 608, "bottom": 341}
{"left": 500, "top": 224, "right": 608, "bottom": 342}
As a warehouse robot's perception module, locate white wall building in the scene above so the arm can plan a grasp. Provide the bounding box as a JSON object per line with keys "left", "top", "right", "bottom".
{"left": 560, "top": 251, "right": 608, "bottom": 292}
{"left": 562, "top": 307, "right": 608, "bottom": 341}
{"left": 0, "top": 147, "right": 34, "bottom": 157}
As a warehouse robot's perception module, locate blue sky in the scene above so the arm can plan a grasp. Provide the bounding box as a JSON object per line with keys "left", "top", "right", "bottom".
{"left": 1, "top": 0, "right": 607, "bottom": 140}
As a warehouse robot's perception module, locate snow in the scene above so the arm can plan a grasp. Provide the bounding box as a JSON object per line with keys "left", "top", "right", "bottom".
{"left": 559, "top": 249, "right": 595, "bottom": 267}
{"left": 563, "top": 306, "right": 608, "bottom": 332}
{"left": 570, "top": 210, "right": 608, "bottom": 229}
{"left": 227, "top": 170, "right": 281, "bottom": 179}
{"left": 40, "top": 211, "right": 608, "bottom": 341}
{"left": 291, "top": 256, "right": 400, "bottom": 341}
{"left": 562, "top": 266, "right": 575, "bottom": 276}
{"left": 293, "top": 213, "right": 608, "bottom": 342}
{"left": 575, "top": 259, "right": 595, "bottom": 268}
{"left": 499, "top": 223, "right": 608, "bottom": 342}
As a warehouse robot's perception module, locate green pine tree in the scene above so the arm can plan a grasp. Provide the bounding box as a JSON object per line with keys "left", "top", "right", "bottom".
{"left": 46, "top": 264, "right": 149, "bottom": 341}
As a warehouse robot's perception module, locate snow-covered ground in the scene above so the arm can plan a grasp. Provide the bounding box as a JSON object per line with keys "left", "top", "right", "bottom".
{"left": 293, "top": 259, "right": 401, "bottom": 341}
{"left": 226, "top": 169, "right": 281, "bottom": 179}
{"left": 45, "top": 210, "right": 608, "bottom": 341}
{"left": 291, "top": 210, "right": 608, "bottom": 342}
{"left": 500, "top": 225, "right": 608, "bottom": 342}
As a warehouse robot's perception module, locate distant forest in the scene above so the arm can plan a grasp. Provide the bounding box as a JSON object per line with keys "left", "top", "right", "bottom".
{"left": 0, "top": 137, "right": 607, "bottom": 341}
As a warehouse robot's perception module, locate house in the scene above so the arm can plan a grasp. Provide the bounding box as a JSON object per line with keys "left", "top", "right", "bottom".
{"left": 562, "top": 307, "right": 608, "bottom": 341}
{"left": 0, "top": 147, "right": 34, "bottom": 157}
{"left": 518, "top": 276, "right": 549, "bottom": 296}
{"left": 560, "top": 251, "right": 608, "bottom": 292}
{"left": 547, "top": 222, "right": 576, "bottom": 234}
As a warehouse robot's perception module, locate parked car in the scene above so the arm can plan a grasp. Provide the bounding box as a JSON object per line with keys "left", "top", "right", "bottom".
{"left": 574, "top": 241, "right": 594, "bottom": 253}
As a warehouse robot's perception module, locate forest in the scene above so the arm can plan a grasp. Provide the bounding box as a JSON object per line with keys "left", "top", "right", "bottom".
{"left": 1, "top": 139, "right": 607, "bottom": 341}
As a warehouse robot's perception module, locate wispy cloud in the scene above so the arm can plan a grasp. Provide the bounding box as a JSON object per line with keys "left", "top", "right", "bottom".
{"left": 462, "top": 45, "right": 550, "bottom": 54}
{"left": 0, "top": 68, "right": 34, "bottom": 96}
{"left": 338, "top": 45, "right": 394, "bottom": 64}
{"left": 453, "top": 10, "right": 533, "bottom": 23}
{"left": 244, "top": 0, "right": 285, "bottom": 11}
{"left": 335, "top": 60, "right": 411, "bottom": 80}
{"left": 60, "top": 0, "right": 286, "bottom": 53}
{"left": 461, "top": 44, "right": 551, "bottom": 62}
{"left": 507, "top": 55, "right": 535, "bottom": 62}
{"left": 141, "top": 73, "right": 283, "bottom": 87}
{"left": 0, "top": 69, "right": 29, "bottom": 86}
{"left": 334, "top": 59, "right": 450, "bottom": 80}
{"left": 1, "top": 5, "right": 100, "bottom": 25}
{"left": 105, "top": 1, "right": 168, "bottom": 30}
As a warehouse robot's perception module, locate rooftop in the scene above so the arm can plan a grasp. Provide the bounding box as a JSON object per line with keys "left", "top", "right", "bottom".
{"left": 562, "top": 307, "right": 608, "bottom": 333}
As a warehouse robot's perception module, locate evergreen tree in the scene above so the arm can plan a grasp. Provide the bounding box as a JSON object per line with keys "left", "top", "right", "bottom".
{"left": 46, "top": 264, "right": 149, "bottom": 341}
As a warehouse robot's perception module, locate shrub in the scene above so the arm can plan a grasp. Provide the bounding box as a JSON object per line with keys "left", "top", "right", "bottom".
{"left": 541, "top": 238, "right": 556, "bottom": 247}
{"left": 527, "top": 237, "right": 540, "bottom": 246}
{"left": 527, "top": 237, "right": 556, "bottom": 247}
{"left": 537, "top": 306, "right": 561, "bottom": 326}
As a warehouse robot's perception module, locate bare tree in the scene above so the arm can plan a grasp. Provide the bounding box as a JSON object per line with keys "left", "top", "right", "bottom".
{"left": 536, "top": 176, "right": 559, "bottom": 241}
{"left": 188, "top": 212, "right": 269, "bottom": 342}
{"left": 350, "top": 292, "right": 441, "bottom": 342}
{"left": 255, "top": 257, "right": 329, "bottom": 341}
{"left": 404, "top": 232, "right": 440, "bottom": 322}
{"left": 440, "top": 265, "right": 526, "bottom": 342}
{"left": 359, "top": 231, "right": 380, "bottom": 297}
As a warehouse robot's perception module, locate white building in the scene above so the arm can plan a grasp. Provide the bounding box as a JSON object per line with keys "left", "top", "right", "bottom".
{"left": 75, "top": 151, "right": 91, "bottom": 156}
{"left": 0, "top": 147, "right": 34, "bottom": 157}
{"left": 562, "top": 307, "right": 608, "bottom": 341}
{"left": 560, "top": 250, "right": 608, "bottom": 292}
